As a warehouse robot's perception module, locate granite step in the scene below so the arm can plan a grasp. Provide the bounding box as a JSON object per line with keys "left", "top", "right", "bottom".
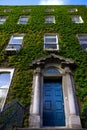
{"left": 13, "top": 128, "right": 87, "bottom": 130}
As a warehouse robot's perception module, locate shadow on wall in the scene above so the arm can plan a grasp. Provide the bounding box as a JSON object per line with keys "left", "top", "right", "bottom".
{"left": 81, "top": 107, "right": 87, "bottom": 128}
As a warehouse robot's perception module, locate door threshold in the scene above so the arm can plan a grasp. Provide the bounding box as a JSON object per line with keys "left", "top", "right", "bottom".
{"left": 42, "top": 126, "right": 67, "bottom": 129}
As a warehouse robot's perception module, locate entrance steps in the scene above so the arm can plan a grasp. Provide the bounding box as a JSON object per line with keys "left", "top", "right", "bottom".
{"left": 14, "top": 128, "right": 87, "bottom": 130}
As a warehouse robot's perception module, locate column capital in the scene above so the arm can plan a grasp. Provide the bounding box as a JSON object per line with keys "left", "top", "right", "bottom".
{"left": 34, "top": 67, "right": 42, "bottom": 75}
{"left": 65, "top": 67, "right": 73, "bottom": 75}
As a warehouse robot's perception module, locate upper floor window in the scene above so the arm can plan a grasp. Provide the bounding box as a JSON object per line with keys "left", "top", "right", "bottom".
{"left": 23, "top": 8, "right": 31, "bottom": 12}
{"left": 6, "top": 34, "right": 24, "bottom": 52}
{"left": 45, "top": 8, "right": 54, "bottom": 12}
{"left": 44, "top": 34, "right": 59, "bottom": 51}
{"left": 71, "top": 16, "right": 83, "bottom": 23}
{"left": 4, "top": 9, "right": 11, "bottom": 12}
{"left": 77, "top": 34, "right": 87, "bottom": 50}
{"left": 0, "top": 16, "right": 7, "bottom": 24}
{"left": 69, "top": 8, "right": 78, "bottom": 12}
{"left": 18, "top": 16, "right": 29, "bottom": 24}
{"left": 45, "top": 16, "right": 55, "bottom": 23}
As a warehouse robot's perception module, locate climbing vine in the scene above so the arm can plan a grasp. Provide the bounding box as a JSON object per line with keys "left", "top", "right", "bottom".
{"left": 0, "top": 5, "right": 87, "bottom": 127}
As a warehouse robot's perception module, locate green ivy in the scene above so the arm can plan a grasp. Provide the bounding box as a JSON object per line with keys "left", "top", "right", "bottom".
{"left": 0, "top": 5, "right": 87, "bottom": 127}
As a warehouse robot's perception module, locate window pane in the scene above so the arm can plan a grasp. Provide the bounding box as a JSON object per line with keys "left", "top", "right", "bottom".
{"left": 0, "top": 69, "right": 14, "bottom": 111}
{"left": 45, "top": 44, "right": 57, "bottom": 49}
{"left": 0, "top": 89, "right": 8, "bottom": 98}
{"left": 72, "top": 17, "right": 80, "bottom": 22}
{"left": 19, "top": 21, "right": 27, "bottom": 24}
{"left": 75, "top": 17, "right": 80, "bottom": 22}
{"left": 0, "top": 73, "right": 10, "bottom": 88}
{"left": 0, "top": 89, "right": 8, "bottom": 109}
{"left": 6, "top": 35, "right": 24, "bottom": 51}
{"left": 45, "top": 38, "right": 56, "bottom": 43}
{"left": 4, "top": 9, "right": 11, "bottom": 12}
{"left": 45, "top": 8, "right": 54, "bottom": 12}
{"left": 10, "top": 36, "right": 23, "bottom": 45}
{"left": 77, "top": 34, "right": 87, "bottom": 50}
{"left": 20, "top": 17, "right": 28, "bottom": 20}
{"left": 72, "top": 16, "right": 83, "bottom": 23}
{"left": 18, "top": 16, "right": 29, "bottom": 24}
{"left": 45, "top": 35, "right": 57, "bottom": 43}
{"left": 13, "top": 36, "right": 23, "bottom": 39}
{"left": 0, "top": 18, "right": 6, "bottom": 22}
{"left": 44, "top": 34, "right": 58, "bottom": 51}
{"left": 20, "top": 17, "right": 28, "bottom": 22}
{"left": 45, "top": 35, "right": 56, "bottom": 38}
{"left": 0, "top": 21, "right": 4, "bottom": 24}
{"left": 23, "top": 9, "right": 31, "bottom": 12}
{"left": 45, "top": 16, "right": 54, "bottom": 23}
{"left": 7, "top": 44, "right": 21, "bottom": 50}
{"left": 69, "top": 8, "right": 77, "bottom": 12}
{"left": 11, "top": 39, "right": 22, "bottom": 44}
{"left": 79, "top": 37, "right": 87, "bottom": 42}
{"left": 0, "top": 17, "right": 6, "bottom": 24}
{"left": 81, "top": 44, "right": 87, "bottom": 49}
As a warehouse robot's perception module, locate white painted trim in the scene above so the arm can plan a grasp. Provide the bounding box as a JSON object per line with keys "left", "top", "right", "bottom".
{"left": 72, "top": 16, "right": 84, "bottom": 23}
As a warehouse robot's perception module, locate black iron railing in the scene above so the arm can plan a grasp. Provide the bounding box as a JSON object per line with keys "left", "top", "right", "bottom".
{"left": 0, "top": 99, "right": 25, "bottom": 130}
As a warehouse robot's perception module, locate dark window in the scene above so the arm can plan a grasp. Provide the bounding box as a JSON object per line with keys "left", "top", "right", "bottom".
{"left": 77, "top": 34, "right": 87, "bottom": 50}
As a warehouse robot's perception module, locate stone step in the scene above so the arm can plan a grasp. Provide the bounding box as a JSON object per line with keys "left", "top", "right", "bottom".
{"left": 13, "top": 128, "right": 87, "bottom": 130}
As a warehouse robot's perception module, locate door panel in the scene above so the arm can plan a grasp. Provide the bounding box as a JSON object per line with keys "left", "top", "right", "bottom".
{"left": 43, "top": 81, "right": 65, "bottom": 126}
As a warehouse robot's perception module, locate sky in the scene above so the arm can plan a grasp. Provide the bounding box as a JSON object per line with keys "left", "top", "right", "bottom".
{"left": 0, "top": 0, "right": 87, "bottom": 5}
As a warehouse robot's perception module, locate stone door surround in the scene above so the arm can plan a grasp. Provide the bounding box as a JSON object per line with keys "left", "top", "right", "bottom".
{"left": 29, "top": 54, "right": 82, "bottom": 129}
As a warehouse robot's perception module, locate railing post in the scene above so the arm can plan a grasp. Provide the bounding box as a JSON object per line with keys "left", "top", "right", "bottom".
{"left": 0, "top": 100, "right": 24, "bottom": 130}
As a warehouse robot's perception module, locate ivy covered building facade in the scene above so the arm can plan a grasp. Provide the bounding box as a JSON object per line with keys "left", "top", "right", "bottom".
{"left": 0, "top": 5, "right": 87, "bottom": 129}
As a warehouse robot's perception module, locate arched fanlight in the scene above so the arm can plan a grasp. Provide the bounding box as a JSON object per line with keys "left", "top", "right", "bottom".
{"left": 44, "top": 68, "right": 60, "bottom": 74}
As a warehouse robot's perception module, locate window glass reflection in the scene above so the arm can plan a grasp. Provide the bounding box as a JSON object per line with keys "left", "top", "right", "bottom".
{"left": 0, "top": 73, "right": 10, "bottom": 88}
{"left": 44, "top": 68, "right": 60, "bottom": 74}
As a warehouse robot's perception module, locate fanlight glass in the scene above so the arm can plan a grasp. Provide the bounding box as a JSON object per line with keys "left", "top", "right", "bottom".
{"left": 44, "top": 68, "right": 60, "bottom": 74}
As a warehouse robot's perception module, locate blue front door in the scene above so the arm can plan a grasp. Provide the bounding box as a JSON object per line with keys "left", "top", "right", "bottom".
{"left": 43, "top": 81, "right": 65, "bottom": 126}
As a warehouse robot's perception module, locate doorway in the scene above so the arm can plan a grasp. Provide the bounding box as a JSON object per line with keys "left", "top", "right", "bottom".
{"left": 43, "top": 80, "right": 65, "bottom": 126}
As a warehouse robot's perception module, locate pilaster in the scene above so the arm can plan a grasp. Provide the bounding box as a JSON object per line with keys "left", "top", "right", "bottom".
{"left": 65, "top": 67, "right": 82, "bottom": 128}
{"left": 29, "top": 67, "right": 41, "bottom": 128}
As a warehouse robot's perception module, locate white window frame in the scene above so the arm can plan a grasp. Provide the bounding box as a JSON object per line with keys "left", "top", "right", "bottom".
{"left": 45, "top": 16, "right": 55, "bottom": 23}
{"left": 18, "top": 16, "right": 29, "bottom": 24}
{"left": 45, "top": 8, "right": 54, "bottom": 12}
{"left": 0, "top": 16, "right": 7, "bottom": 24}
{"left": 71, "top": 16, "right": 83, "bottom": 23}
{"left": 23, "top": 9, "right": 31, "bottom": 12}
{"left": 4, "top": 9, "right": 11, "bottom": 12}
{"left": 6, "top": 34, "right": 24, "bottom": 52}
{"left": 69, "top": 8, "right": 78, "bottom": 12}
{"left": 0, "top": 68, "right": 14, "bottom": 111}
{"left": 44, "top": 34, "right": 59, "bottom": 51}
{"left": 76, "top": 34, "right": 87, "bottom": 50}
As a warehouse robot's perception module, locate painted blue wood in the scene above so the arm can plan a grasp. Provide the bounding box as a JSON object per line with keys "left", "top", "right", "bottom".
{"left": 43, "top": 81, "right": 65, "bottom": 126}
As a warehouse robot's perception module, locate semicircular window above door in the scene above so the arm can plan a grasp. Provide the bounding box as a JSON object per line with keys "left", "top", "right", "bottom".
{"left": 44, "top": 68, "right": 61, "bottom": 74}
